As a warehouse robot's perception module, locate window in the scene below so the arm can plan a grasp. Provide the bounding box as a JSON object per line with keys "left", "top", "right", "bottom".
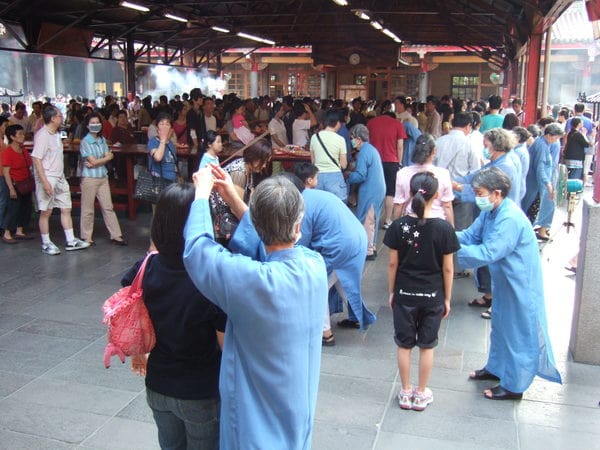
{"left": 451, "top": 75, "right": 479, "bottom": 101}
{"left": 354, "top": 74, "right": 367, "bottom": 85}
{"left": 226, "top": 72, "right": 244, "bottom": 95}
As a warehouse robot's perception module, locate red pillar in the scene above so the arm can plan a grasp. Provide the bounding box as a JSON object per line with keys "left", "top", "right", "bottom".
{"left": 523, "top": 30, "right": 543, "bottom": 126}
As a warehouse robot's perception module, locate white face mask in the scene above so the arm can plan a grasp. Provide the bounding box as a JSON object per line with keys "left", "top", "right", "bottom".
{"left": 88, "top": 123, "right": 102, "bottom": 133}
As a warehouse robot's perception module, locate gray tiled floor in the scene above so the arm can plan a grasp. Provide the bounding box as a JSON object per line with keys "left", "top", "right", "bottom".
{"left": 1, "top": 195, "right": 599, "bottom": 450}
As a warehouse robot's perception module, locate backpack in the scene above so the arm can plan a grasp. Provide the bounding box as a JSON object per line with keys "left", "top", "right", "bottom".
{"left": 102, "top": 252, "right": 157, "bottom": 368}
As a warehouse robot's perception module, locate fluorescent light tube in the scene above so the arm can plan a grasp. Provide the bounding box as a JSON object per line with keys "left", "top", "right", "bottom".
{"left": 332, "top": 0, "right": 348, "bottom": 5}
{"left": 370, "top": 21, "right": 383, "bottom": 30}
{"left": 120, "top": 1, "right": 149, "bottom": 12}
{"left": 211, "top": 26, "right": 230, "bottom": 33}
{"left": 237, "top": 32, "right": 275, "bottom": 46}
{"left": 164, "top": 13, "right": 187, "bottom": 23}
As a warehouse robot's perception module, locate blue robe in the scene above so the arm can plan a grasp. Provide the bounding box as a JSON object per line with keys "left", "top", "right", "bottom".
{"left": 299, "top": 189, "right": 376, "bottom": 329}
{"left": 231, "top": 189, "right": 376, "bottom": 330}
{"left": 401, "top": 120, "right": 421, "bottom": 167}
{"left": 347, "top": 141, "right": 386, "bottom": 241}
{"left": 522, "top": 136, "right": 559, "bottom": 212}
{"left": 457, "top": 199, "right": 561, "bottom": 393}
{"left": 458, "top": 152, "right": 522, "bottom": 203}
{"left": 184, "top": 199, "right": 328, "bottom": 450}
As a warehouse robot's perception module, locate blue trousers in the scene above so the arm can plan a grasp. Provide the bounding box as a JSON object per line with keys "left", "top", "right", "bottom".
{"left": 0, "top": 178, "right": 8, "bottom": 229}
{"left": 146, "top": 388, "right": 220, "bottom": 450}
{"left": 534, "top": 184, "right": 555, "bottom": 229}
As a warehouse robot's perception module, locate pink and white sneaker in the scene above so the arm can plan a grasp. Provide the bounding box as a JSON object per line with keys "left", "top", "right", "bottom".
{"left": 411, "top": 388, "right": 433, "bottom": 411}
{"left": 397, "top": 387, "right": 413, "bottom": 410}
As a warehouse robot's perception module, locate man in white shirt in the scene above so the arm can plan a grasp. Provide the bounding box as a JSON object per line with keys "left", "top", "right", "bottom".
{"left": 202, "top": 97, "right": 217, "bottom": 132}
{"left": 292, "top": 103, "right": 317, "bottom": 148}
{"left": 31, "top": 106, "right": 90, "bottom": 255}
{"left": 434, "top": 112, "right": 480, "bottom": 231}
{"left": 394, "top": 96, "right": 418, "bottom": 128}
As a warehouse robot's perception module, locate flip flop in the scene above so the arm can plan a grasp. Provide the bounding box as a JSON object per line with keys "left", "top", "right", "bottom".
{"left": 337, "top": 319, "right": 360, "bottom": 329}
{"left": 469, "top": 368, "right": 499, "bottom": 381}
{"left": 322, "top": 334, "right": 335, "bottom": 347}
{"left": 484, "top": 384, "right": 522, "bottom": 400}
{"left": 535, "top": 232, "right": 549, "bottom": 241}
{"left": 14, "top": 234, "right": 34, "bottom": 240}
{"left": 468, "top": 296, "right": 492, "bottom": 308}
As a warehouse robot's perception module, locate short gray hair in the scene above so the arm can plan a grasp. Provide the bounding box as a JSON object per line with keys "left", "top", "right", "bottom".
{"left": 544, "top": 123, "right": 564, "bottom": 137}
{"left": 471, "top": 167, "right": 511, "bottom": 198}
{"left": 484, "top": 128, "right": 515, "bottom": 153}
{"left": 350, "top": 124, "right": 369, "bottom": 142}
{"left": 249, "top": 176, "right": 304, "bottom": 245}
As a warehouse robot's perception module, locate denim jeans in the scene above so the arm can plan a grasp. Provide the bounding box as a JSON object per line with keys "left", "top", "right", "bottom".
{"left": 146, "top": 388, "right": 220, "bottom": 450}
{"left": 316, "top": 171, "right": 348, "bottom": 203}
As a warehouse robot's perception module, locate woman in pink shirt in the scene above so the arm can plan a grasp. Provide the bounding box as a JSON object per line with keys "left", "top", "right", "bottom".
{"left": 393, "top": 133, "right": 454, "bottom": 226}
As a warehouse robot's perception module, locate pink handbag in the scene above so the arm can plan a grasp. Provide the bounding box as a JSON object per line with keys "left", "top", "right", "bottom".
{"left": 102, "top": 252, "right": 157, "bottom": 368}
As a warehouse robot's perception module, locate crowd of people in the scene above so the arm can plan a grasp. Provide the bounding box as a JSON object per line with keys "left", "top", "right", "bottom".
{"left": 1, "top": 87, "right": 597, "bottom": 448}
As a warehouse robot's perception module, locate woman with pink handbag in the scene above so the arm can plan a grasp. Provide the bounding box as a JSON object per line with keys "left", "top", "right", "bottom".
{"left": 121, "top": 182, "right": 226, "bottom": 450}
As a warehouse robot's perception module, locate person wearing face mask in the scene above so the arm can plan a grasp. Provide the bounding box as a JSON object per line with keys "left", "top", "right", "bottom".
{"left": 79, "top": 113, "right": 126, "bottom": 246}
{"left": 452, "top": 128, "right": 520, "bottom": 314}
{"left": 345, "top": 124, "right": 386, "bottom": 259}
{"left": 457, "top": 167, "right": 561, "bottom": 400}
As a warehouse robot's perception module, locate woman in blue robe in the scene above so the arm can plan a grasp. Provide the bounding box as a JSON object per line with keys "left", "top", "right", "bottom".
{"left": 347, "top": 124, "right": 386, "bottom": 259}
{"left": 457, "top": 167, "right": 561, "bottom": 399}
{"left": 185, "top": 171, "right": 328, "bottom": 449}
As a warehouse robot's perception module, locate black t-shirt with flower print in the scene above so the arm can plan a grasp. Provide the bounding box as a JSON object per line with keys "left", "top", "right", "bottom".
{"left": 384, "top": 216, "right": 460, "bottom": 306}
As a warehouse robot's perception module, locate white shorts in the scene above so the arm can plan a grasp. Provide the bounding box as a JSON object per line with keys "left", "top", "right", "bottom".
{"left": 36, "top": 175, "right": 72, "bottom": 211}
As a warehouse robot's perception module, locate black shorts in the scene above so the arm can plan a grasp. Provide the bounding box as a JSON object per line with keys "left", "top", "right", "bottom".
{"left": 393, "top": 302, "right": 445, "bottom": 349}
{"left": 382, "top": 162, "right": 400, "bottom": 197}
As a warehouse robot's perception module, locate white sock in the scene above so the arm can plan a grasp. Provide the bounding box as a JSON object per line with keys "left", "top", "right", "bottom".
{"left": 41, "top": 234, "right": 51, "bottom": 245}
{"left": 64, "top": 228, "right": 75, "bottom": 244}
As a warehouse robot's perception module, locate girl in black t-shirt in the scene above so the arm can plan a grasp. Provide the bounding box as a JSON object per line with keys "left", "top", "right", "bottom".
{"left": 384, "top": 172, "right": 459, "bottom": 411}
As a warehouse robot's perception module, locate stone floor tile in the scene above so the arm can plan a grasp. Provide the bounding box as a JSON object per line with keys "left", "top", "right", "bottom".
{"left": 0, "top": 397, "right": 109, "bottom": 445}
{"left": 80, "top": 417, "right": 160, "bottom": 450}
{"left": 0, "top": 369, "right": 35, "bottom": 398}
{"left": 8, "top": 378, "right": 138, "bottom": 416}
{"left": 0, "top": 330, "right": 91, "bottom": 359}
{"left": 0, "top": 429, "right": 75, "bottom": 450}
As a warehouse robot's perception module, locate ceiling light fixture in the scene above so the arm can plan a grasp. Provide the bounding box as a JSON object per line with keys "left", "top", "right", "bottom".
{"left": 237, "top": 31, "right": 275, "bottom": 46}
{"left": 382, "top": 28, "right": 401, "bottom": 43}
{"left": 120, "top": 1, "right": 149, "bottom": 12}
{"left": 211, "top": 26, "right": 230, "bottom": 33}
{"left": 370, "top": 21, "right": 383, "bottom": 30}
{"left": 354, "top": 10, "right": 371, "bottom": 20}
{"left": 164, "top": 13, "right": 187, "bottom": 23}
{"left": 331, "top": 0, "right": 348, "bottom": 6}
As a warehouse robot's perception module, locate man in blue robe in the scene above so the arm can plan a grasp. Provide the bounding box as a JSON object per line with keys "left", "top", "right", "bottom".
{"left": 457, "top": 167, "right": 561, "bottom": 399}
{"left": 184, "top": 168, "right": 328, "bottom": 449}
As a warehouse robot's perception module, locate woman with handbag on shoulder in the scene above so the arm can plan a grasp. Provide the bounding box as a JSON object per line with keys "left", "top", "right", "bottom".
{"left": 2, "top": 124, "right": 35, "bottom": 244}
{"left": 123, "top": 183, "right": 226, "bottom": 450}
{"left": 80, "top": 113, "right": 127, "bottom": 246}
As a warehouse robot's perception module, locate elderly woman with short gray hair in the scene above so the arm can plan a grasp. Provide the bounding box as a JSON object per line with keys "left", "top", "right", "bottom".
{"left": 458, "top": 167, "right": 561, "bottom": 400}
{"left": 346, "top": 124, "right": 386, "bottom": 259}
